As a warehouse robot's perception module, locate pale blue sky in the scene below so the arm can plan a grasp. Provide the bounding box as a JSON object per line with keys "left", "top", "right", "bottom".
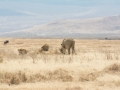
{"left": 0, "top": 0, "right": 120, "bottom": 17}
{"left": 0, "top": 0, "right": 120, "bottom": 32}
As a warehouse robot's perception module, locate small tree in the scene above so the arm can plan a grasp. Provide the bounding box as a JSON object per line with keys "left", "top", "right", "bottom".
{"left": 105, "top": 37, "right": 108, "bottom": 40}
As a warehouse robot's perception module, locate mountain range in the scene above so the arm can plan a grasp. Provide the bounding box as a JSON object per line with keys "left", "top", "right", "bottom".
{"left": 0, "top": 15, "right": 120, "bottom": 39}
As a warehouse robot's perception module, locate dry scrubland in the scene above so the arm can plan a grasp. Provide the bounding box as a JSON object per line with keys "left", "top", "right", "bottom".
{"left": 0, "top": 38, "right": 120, "bottom": 90}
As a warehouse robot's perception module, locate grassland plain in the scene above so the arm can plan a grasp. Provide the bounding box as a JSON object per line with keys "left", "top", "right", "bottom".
{"left": 0, "top": 38, "right": 120, "bottom": 90}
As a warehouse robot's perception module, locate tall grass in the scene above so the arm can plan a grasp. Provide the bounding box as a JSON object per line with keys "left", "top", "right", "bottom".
{"left": 0, "top": 39, "right": 120, "bottom": 90}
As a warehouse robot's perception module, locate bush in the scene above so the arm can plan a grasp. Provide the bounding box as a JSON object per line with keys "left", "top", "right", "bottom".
{"left": 103, "top": 63, "right": 120, "bottom": 73}
{"left": 0, "top": 56, "right": 3, "bottom": 63}
{"left": 66, "top": 86, "right": 82, "bottom": 90}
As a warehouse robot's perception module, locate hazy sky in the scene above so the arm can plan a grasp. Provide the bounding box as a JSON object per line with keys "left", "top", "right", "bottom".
{"left": 0, "top": 0, "right": 120, "bottom": 32}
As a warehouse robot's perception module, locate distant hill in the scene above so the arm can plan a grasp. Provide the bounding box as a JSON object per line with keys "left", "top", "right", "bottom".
{"left": 0, "top": 15, "right": 120, "bottom": 39}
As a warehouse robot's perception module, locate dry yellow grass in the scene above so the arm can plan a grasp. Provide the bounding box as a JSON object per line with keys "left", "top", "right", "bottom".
{"left": 0, "top": 38, "right": 120, "bottom": 90}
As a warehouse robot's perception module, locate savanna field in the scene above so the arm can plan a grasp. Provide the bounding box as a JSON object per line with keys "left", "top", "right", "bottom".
{"left": 0, "top": 38, "right": 120, "bottom": 90}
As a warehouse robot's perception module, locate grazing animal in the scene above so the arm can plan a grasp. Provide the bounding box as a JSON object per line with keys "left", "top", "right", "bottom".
{"left": 4, "top": 40, "right": 9, "bottom": 45}
{"left": 60, "top": 38, "right": 75, "bottom": 55}
{"left": 40, "top": 44, "right": 49, "bottom": 52}
{"left": 18, "top": 49, "right": 28, "bottom": 55}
